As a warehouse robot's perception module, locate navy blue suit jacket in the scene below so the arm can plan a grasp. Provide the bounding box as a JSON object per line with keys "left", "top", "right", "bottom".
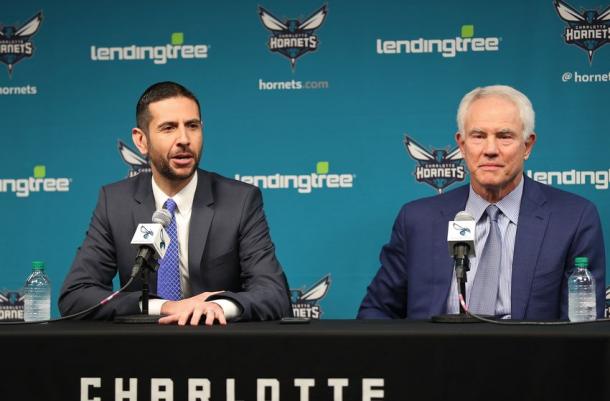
{"left": 358, "top": 176, "right": 606, "bottom": 320}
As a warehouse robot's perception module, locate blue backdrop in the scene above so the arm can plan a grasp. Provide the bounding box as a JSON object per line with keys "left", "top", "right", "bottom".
{"left": 1, "top": 0, "right": 609, "bottom": 318}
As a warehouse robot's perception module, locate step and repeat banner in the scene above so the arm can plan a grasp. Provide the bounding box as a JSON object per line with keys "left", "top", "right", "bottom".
{"left": 1, "top": 0, "right": 609, "bottom": 319}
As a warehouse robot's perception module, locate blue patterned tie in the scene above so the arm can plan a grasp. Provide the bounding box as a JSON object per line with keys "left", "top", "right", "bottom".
{"left": 157, "top": 198, "right": 181, "bottom": 300}
{"left": 469, "top": 205, "right": 502, "bottom": 315}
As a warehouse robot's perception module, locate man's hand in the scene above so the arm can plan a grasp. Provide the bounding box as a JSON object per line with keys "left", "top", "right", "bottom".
{"left": 158, "top": 291, "right": 227, "bottom": 326}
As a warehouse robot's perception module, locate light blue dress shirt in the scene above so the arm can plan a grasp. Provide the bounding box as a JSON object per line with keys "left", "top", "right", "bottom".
{"left": 446, "top": 178, "right": 524, "bottom": 318}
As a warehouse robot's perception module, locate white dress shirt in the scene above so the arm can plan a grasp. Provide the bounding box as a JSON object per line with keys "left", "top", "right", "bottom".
{"left": 144, "top": 173, "right": 240, "bottom": 319}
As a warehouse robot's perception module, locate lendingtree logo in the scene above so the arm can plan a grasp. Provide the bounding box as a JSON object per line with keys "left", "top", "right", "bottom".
{"left": 527, "top": 168, "right": 610, "bottom": 190}
{"left": 235, "top": 161, "right": 355, "bottom": 194}
{"left": 90, "top": 32, "right": 209, "bottom": 65}
{"left": 376, "top": 25, "right": 500, "bottom": 57}
{"left": 0, "top": 165, "right": 71, "bottom": 197}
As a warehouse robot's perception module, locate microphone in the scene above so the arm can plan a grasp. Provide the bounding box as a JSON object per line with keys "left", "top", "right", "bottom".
{"left": 129, "top": 209, "right": 172, "bottom": 278}
{"left": 447, "top": 211, "right": 476, "bottom": 314}
{"left": 430, "top": 212, "right": 479, "bottom": 322}
{"left": 113, "top": 209, "right": 173, "bottom": 323}
{"left": 447, "top": 211, "right": 476, "bottom": 259}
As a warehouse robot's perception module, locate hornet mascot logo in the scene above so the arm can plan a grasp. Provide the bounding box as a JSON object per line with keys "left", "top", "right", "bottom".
{"left": 118, "top": 140, "right": 151, "bottom": 177}
{"left": 453, "top": 222, "right": 471, "bottom": 237}
{"left": 0, "top": 291, "right": 25, "bottom": 321}
{"left": 258, "top": 5, "right": 327, "bottom": 70}
{"left": 554, "top": 0, "right": 610, "bottom": 63}
{"left": 0, "top": 12, "right": 43, "bottom": 78}
{"left": 291, "top": 274, "right": 330, "bottom": 319}
{"left": 404, "top": 135, "right": 465, "bottom": 194}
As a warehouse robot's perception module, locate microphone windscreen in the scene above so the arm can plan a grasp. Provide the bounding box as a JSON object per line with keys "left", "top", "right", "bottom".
{"left": 454, "top": 211, "right": 475, "bottom": 222}
{"left": 152, "top": 209, "right": 172, "bottom": 227}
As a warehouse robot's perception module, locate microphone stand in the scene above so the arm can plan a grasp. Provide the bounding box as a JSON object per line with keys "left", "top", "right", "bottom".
{"left": 454, "top": 248, "right": 469, "bottom": 315}
{"left": 431, "top": 244, "right": 480, "bottom": 323}
{"left": 114, "top": 247, "right": 164, "bottom": 324}
{"left": 140, "top": 265, "right": 151, "bottom": 315}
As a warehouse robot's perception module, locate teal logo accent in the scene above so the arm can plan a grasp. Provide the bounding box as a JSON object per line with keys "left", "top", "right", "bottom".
{"left": 259, "top": 5, "right": 328, "bottom": 70}
{"left": 404, "top": 135, "right": 466, "bottom": 194}
{"left": 554, "top": 0, "right": 610, "bottom": 63}
{"left": 140, "top": 225, "right": 154, "bottom": 239}
{"left": 0, "top": 12, "right": 43, "bottom": 78}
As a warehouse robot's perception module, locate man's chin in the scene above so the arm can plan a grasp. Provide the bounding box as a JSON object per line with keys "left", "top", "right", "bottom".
{"left": 159, "top": 165, "right": 198, "bottom": 182}
{"left": 171, "top": 167, "right": 197, "bottom": 180}
{"left": 473, "top": 172, "right": 503, "bottom": 185}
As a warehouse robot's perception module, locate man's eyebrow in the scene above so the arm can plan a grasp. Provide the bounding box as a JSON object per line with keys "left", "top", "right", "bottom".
{"left": 155, "top": 120, "right": 178, "bottom": 129}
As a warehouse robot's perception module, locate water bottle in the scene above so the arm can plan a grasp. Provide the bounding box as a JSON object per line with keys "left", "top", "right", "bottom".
{"left": 24, "top": 261, "right": 51, "bottom": 322}
{"left": 606, "top": 285, "right": 610, "bottom": 318}
{"left": 568, "top": 256, "right": 596, "bottom": 322}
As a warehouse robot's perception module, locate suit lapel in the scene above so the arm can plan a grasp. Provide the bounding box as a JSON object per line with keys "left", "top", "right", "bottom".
{"left": 187, "top": 170, "right": 215, "bottom": 293}
{"left": 511, "top": 177, "right": 549, "bottom": 319}
{"left": 132, "top": 173, "right": 156, "bottom": 236}
{"left": 132, "top": 173, "right": 157, "bottom": 287}
{"left": 432, "top": 186, "right": 469, "bottom": 315}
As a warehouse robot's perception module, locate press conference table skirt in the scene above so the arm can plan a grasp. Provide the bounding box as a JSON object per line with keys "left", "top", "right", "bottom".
{"left": 0, "top": 319, "right": 608, "bottom": 401}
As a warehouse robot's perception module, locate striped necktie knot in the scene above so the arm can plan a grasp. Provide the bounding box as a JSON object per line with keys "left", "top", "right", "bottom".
{"left": 164, "top": 198, "right": 177, "bottom": 215}
{"left": 486, "top": 204, "right": 500, "bottom": 222}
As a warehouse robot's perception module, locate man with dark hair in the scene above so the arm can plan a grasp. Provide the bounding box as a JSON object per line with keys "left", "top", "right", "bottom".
{"left": 135, "top": 81, "right": 200, "bottom": 132}
{"left": 59, "top": 81, "right": 291, "bottom": 325}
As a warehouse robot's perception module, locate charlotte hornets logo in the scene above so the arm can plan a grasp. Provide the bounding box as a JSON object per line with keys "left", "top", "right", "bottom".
{"left": 554, "top": 0, "right": 610, "bottom": 63}
{"left": 258, "top": 5, "right": 327, "bottom": 70}
{"left": 0, "top": 12, "right": 43, "bottom": 78}
{"left": 118, "top": 140, "right": 151, "bottom": 177}
{"left": 452, "top": 222, "right": 471, "bottom": 236}
{"left": 291, "top": 275, "right": 330, "bottom": 319}
{"left": 0, "top": 291, "right": 24, "bottom": 321}
{"left": 404, "top": 135, "right": 465, "bottom": 194}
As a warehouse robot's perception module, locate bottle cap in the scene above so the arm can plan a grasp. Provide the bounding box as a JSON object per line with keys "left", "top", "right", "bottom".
{"left": 32, "top": 260, "right": 45, "bottom": 270}
{"left": 574, "top": 257, "right": 588, "bottom": 268}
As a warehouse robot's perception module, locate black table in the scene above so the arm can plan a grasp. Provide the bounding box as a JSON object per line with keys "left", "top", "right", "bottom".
{"left": 1, "top": 320, "right": 609, "bottom": 401}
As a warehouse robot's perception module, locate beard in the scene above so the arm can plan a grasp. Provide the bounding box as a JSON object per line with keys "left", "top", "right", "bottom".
{"left": 148, "top": 146, "right": 201, "bottom": 182}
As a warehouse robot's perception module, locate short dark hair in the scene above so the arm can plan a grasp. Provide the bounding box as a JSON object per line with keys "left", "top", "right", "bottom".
{"left": 136, "top": 81, "right": 201, "bottom": 132}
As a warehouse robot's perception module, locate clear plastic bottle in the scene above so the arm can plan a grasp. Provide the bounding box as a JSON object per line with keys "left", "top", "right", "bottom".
{"left": 24, "top": 261, "right": 51, "bottom": 322}
{"left": 568, "top": 256, "right": 596, "bottom": 322}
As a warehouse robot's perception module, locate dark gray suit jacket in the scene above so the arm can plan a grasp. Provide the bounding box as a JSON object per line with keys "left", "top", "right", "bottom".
{"left": 59, "top": 169, "right": 291, "bottom": 321}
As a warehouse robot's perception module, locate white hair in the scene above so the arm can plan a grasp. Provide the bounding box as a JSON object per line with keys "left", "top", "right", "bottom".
{"left": 456, "top": 85, "right": 535, "bottom": 140}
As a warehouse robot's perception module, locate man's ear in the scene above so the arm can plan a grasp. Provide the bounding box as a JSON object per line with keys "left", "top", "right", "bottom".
{"left": 132, "top": 127, "right": 149, "bottom": 156}
{"left": 455, "top": 131, "right": 465, "bottom": 152}
{"left": 524, "top": 132, "right": 536, "bottom": 160}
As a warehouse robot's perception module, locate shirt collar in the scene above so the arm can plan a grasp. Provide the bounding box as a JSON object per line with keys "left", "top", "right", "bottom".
{"left": 465, "top": 176, "right": 524, "bottom": 225}
{"left": 151, "top": 172, "right": 198, "bottom": 215}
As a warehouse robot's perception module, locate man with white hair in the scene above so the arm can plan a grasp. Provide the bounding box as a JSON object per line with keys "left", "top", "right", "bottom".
{"left": 358, "top": 85, "right": 606, "bottom": 320}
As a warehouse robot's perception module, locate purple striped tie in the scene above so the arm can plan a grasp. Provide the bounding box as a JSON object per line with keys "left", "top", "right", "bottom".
{"left": 157, "top": 198, "right": 181, "bottom": 300}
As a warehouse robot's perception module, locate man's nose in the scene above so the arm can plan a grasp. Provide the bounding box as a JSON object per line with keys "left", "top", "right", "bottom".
{"left": 483, "top": 137, "right": 498, "bottom": 155}
{"left": 176, "top": 125, "right": 190, "bottom": 145}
